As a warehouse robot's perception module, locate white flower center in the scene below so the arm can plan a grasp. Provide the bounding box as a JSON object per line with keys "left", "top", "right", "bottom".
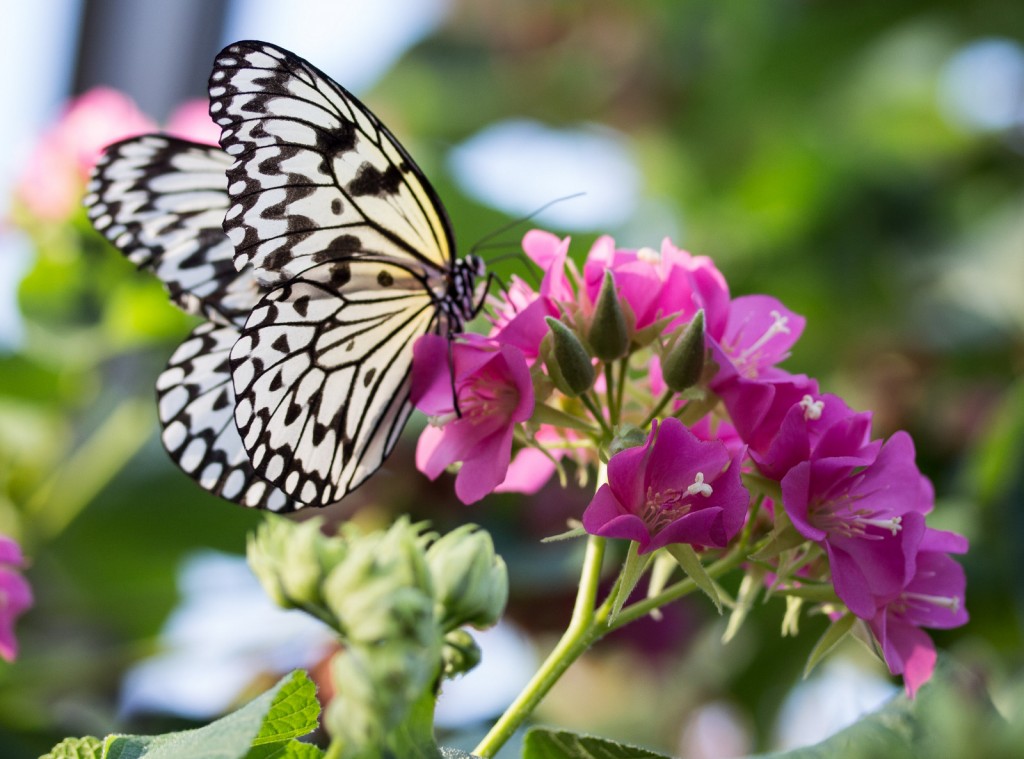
{"left": 686, "top": 471, "right": 714, "bottom": 498}
{"left": 799, "top": 394, "right": 824, "bottom": 421}
{"left": 637, "top": 246, "right": 661, "bottom": 264}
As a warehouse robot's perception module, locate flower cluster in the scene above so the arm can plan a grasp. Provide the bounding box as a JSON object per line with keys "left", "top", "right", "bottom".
{"left": 410, "top": 230, "right": 968, "bottom": 696}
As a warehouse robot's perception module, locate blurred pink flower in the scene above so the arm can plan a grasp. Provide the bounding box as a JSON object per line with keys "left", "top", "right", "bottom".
{"left": 165, "top": 99, "right": 221, "bottom": 145}
{"left": 411, "top": 334, "right": 534, "bottom": 504}
{"left": 16, "top": 87, "right": 156, "bottom": 220}
{"left": 582, "top": 418, "right": 748, "bottom": 553}
{"left": 581, "top": 236, "right": 731, "bottom": 333}
{"left": 0, "top": 536, "right": 32, "bottom": 662}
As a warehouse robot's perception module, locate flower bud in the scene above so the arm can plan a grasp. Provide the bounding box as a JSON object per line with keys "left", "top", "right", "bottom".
{"left": 588, "top": 270, "right": 629, "bottom": 361}
{"left": 440, "top": 628, "right": 482, "bottom": 679}
{"left": 322, "top": 518, "right": 437, "bottom": 646}
{"left": 325, "top": 640, "right": 441, "bottom": 749}
{"left": 544, "top": 316, "right": 595, "bottom": 396}
{"left": 426, "top": 524, "right": 508, "bottom": 632}
{"left": 247, "top": 516, "right": 347, "bottom": 611}
{"left": 661, "top": 309, "right": 705, "bottom": 392}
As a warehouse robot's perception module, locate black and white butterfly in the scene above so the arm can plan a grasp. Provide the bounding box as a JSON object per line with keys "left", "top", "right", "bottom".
{"left": 86, "top": 40, "right": 486, "bottom": 510}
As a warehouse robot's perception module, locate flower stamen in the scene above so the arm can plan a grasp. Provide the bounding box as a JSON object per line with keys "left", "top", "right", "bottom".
{"left": 799, "top": 394, "right": 824, "bottom": 421}
{"left": 687, "top": 471, "right": 713, "bottom": 498}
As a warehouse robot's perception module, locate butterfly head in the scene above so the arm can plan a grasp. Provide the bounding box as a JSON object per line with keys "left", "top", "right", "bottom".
{"left": 446, "top": 255, "right": 489, "bottom": 325}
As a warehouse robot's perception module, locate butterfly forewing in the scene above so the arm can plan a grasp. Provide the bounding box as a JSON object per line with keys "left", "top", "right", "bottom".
{"left": 208, "top": 40, "right": 455, "bottom": 286}
{"left": 158, "top": 322, "right": 294, "bottom": 511}
{"left": 231, "top": 260, "right": 443, "bottom": 505}
{"left": 86, "top": 135, "right": 260, "bottom": 327}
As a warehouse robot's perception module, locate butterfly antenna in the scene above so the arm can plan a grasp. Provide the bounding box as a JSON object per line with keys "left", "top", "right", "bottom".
{"left": 469, "top": 192, "right": 586, "bottom": 258}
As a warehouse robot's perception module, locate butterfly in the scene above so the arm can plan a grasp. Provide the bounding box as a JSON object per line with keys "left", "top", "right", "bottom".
{"left": 86, "top": 40, "right": 487, "bottom": 510}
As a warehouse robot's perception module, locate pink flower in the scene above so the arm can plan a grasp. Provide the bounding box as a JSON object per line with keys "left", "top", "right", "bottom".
{"left": 710, "top": 295, "right": 806, "bottom": 386}
{"left": 582, "top": 418, "right": 749, "bottom": 553}
{"left": 411, "top": 335, "right": 534, "bottom": 504}
{"left": 487, "top": 231, "right": 572, "bottom": 360}
{"left": 782, "top": 432, "right": 933, "bottom": 618}
{"left": 581, "top": 236, "right": 731, "bottom": 333}
{"left": 749, "top": 387, "right": 877, "bottom": 480}
{"left": 0, "top": 536, "right": 32, "bottom": 662}
{"left": 868, "top": 528, "right": 968, "bottom": 698}
{"left": 165, "top": 99, "right": 221, "bottom": 145}
{"left": 16, "top": 87, "right": 156, "bottom": 220}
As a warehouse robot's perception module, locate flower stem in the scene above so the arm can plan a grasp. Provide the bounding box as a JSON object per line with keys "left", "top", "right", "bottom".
{"left": 472, "top": 534, "right": 606, "bottom": 757}
{"left": 641, "top": 390, "right": 675, "bottom": 428}
{"left": 580, "top": 392, "right": 613, "bottom": 438}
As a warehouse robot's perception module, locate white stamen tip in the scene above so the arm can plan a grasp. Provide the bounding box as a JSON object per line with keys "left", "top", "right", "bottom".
{"left": 799, "top": 394, "right": 824, "bottom": 421}
{"left": 687, "top": 471, "right": 713, "bottom": 498}
{"left": 637, "top": 246, "right": 661, "bottom": 264}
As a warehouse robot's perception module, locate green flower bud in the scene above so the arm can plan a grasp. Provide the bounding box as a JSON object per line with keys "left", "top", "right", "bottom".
{"left": 426, "top": 524, "right": 508, "bottom": 632}
{"left": 325, "top": 640, "right": 441, "bottom": 751}
{"left": 544, "top": 316, "right": 596, "bottom": 396}
{"left": 588, "top": 270, "right": 629, "bottom": 361}
{"left": 247, "top": 516, "right": 348, "bottom": 611}
{"left": 322, "top": 518, "right": 437, "bottom": 646}
{"left": 661, "top": 309, "right": 706, "bottom": 392}
{"left": 440, "top": 628, "right": 482, "bottom": 679}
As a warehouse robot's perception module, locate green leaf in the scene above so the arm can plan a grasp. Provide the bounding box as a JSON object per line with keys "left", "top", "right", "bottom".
{"left": 803, "top": 612, "right": 857, "bottom": 679}
{"left": 247, "top": 740, "right": 325, "bottom": 759}
{"left": 531, "top": 402, "right": 598, "bottom": 433}
{"left": 722, "top": 565, "right": 765, "bottom": 644}
{"left": 610, "top": 541, "right": 649, "bottom": 622}
{"left": 665, "top": 544, "right": 721, "bottom": 613}
{"left": 522, "top": 727, "right": 673, "bottom": 758}
{"left": 103, "top": 670, "right": 320, "bottom": 759}
{"left": 41, "top": 736, "right": 104, "bottom": 759}
{"left": 540, "top": 525, "right": 587, "bottom": 543}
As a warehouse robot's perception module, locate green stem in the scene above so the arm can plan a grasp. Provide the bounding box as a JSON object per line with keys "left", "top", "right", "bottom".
{"left": 615, "top": 356, "right": 629, "bottom": 422}
{"left": 579, "top": 392, "right": 613, "bottom": 438}
{"left": 641, "top": 390, "right": 676, "bottom": 428}
{"left": 604, "top": 362, "right": 618, "bottom": 426}
{"left": 608, "top": 544, "right": 748, "bottom": 632}
{"left": 472, "top": 535, "right": 606, "bottom": 757}
{"left": 25, "top": 397, "right": 153, "bottom": 540}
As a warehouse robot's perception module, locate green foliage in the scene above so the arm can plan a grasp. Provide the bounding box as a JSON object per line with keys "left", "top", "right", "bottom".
{"left": 522, "top": 728, "right": 672, "bottom": 759}
{"left": 41, "top": 736, "right": 104, "bottom": 759}
{"left": 41, "top": 672, "right": 321, "bottom": 759}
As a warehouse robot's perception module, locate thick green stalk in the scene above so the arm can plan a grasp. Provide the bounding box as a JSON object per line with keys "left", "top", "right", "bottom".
{"left": 472, "top": 534, "right": 606, "bottom": 757}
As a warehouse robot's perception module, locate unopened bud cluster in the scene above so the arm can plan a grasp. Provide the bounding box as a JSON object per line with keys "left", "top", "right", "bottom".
{"left": 247, "top": 516, "right": 507, "bottom": 751}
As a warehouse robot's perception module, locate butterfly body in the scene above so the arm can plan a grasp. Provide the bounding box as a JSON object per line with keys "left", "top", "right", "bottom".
{"left": 86, "top": 40, "right": 484, "bottom": 510}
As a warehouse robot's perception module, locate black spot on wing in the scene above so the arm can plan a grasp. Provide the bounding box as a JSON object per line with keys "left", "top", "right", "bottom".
{"left": 377, "top": 270, "right": 394, "bottom": 287}
{"left": 348, "top": 162, "right": 403, "bottom": 197}
{"left": 330, "top": 262, "right": 351, "bottom": 287}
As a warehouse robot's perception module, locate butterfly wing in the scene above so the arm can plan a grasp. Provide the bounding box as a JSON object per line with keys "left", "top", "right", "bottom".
{"left": 86, "top": 135, "right": 295, "bottom": 509}
{"left": 158, "top": 322, "right": 295, "bottom": 512}
{"left": 86, "top": 135, "right": 261, "bottom": 327}
{"left": 231, "top": 259, "right": 444, "bottom": 505}
{"left": 208, "top": 40, "right": 455, "bottom": 285}
{"left": 208, "top": 40, "right": 464, "bottom": 505}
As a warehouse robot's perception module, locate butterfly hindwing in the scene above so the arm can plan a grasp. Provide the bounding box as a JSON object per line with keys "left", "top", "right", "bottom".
{"left": 158, "top": 322, "right": 294, "bottom": 512}
{"left": 231, "top": 259, "right": 443, "bottom": 505}
{"left": 208, "top": 40, "right": 455, "bottom": 286}
{"left": 86, "top": 135, "right": 260, "bottom": 327}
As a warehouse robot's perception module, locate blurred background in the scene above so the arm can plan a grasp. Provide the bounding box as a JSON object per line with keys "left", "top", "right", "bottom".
{"left": 1, "top": 1, "right": 1022, "bottom": 757}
